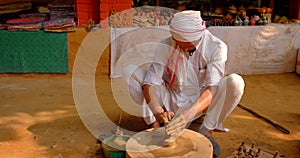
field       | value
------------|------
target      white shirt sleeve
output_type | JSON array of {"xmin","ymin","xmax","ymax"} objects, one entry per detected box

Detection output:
[
  {"xmin": 144, "ymin": 63, "xmax": 164, "ymax": 86},
  {"xmin": 144, "ymin": 38, "xmax": 173, "ymax": 86}
]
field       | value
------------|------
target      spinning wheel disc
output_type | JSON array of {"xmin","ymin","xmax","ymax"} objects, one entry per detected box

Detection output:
[{"xmin": 126, "ymin": 127, "xmax": 213, "ymax": 158}]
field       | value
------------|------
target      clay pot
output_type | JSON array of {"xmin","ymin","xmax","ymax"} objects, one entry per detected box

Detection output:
[
  {"xmin": 244, "ymin": 17, "xmax": 249, "ymax": 26},
  {"xmin": 234, "ymin": 18, "xmax": 240, "ymax": 26},
  {"xmin": 257, "ymin": 18, "xmax": 263, "ymax": 25},
  {"xmin": 262, "ymin": 17, "xmax": 268, "ymax": 25},
  {"xmin": 266, "ymin": 8, "xmax": 272, "ymax": 13},
  {"xmin": 249, "ymin": 18, "xmax": 256, "ymax": 26},
  {"xmin": 224, "ymin": 13, "xmax": 233, "ymax": 22},
  {"xmin": 228, "ymin": 5, "xmax": 237, "ymax": 14},
  {"xmin": 228, "ymin": 5, "xmax": 237, "ymax": 11},
  {"xmin": 215, "ymin": 7, "xmax": 223, "ymax": 15},
  {"xmin": 253, "ymin": 15, "xmax": 260, "ymax": 21},
  {"xmin": 260, "ymin": 8, "xmax": 266, "ymax": 14},
  {"xmin": 241, "ymin": 11, "xmax": 247, "ymax": 17},
  {"xmin": 238, "ymin": 5, "xmax": 246, "ymax": 12}
]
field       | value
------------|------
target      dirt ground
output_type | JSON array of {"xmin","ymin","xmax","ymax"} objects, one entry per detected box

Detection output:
[{"xmin": 0, "ymin": 29, "xmax": 299, "ymax": 158}]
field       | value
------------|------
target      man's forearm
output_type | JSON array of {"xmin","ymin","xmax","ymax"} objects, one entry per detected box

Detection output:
[
  {"xmin": 184, "ymin": 86, "xmax": 216, "ymax": 121},
  {"xmin": 142, "ymin": 84, "xmax": 164, "ymax": 114}
]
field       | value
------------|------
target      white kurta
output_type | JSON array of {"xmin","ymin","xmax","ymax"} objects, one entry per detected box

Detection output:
[
  {"xmin": 127, "ymin": 30, "xmax": 245, "ymax": 131},
  {"xmin": 143, "ymin": 30, "xmax": 226, "ymax": 119}
]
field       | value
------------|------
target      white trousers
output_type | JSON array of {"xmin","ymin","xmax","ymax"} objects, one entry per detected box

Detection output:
[
  {"xmin": 124, "ymin": 66, "xmax": 245, "ymax": 131},
  {"xmin": 202, "ymin": 73, "xmax": 245, "ymax": 131}
]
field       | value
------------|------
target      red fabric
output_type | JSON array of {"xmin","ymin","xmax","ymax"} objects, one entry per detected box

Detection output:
[
  {"xmin": 6, "ymin": 18, "xmax": 44, "ymax": 24},
  {"xmin": 112, "ymin": 3, "xmax": 132, "ymax": 12},
  {"xmin": 167, "ymin": 44, "xmax": 182, "ymax": 89}
]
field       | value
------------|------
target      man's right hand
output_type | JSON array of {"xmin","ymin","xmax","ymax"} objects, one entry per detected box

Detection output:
[{"xmin": 153, "ymin": 111, "xmax": 175, "ymax": 127}]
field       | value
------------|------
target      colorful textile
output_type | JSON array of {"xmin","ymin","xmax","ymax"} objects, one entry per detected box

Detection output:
[
  {"xmin": 47, "ymin": 4, "xmax": 75, "ymax": 19},
  {"xmin": 44, "ymin": 27, "xmax": 76, "ymax": 32},
  {"xmin": 6, "ymin": 18, "xmax": 45, "ymax": 24},
  {"xmin": 43, "ymin": 18, "xmax": 76, "ymax": 32},
  {"xmin": 19, "ymin": 13, "xmax": 48, "ymax": 19},
  {"xmin": 43, "ymin": 18, "xmax": 74, "ymax": 27},
  {"xmin": 6, "ymin": 14, "xmax": 47, "ymax": 32},
  {"xmin": 7, "ymin": 23, "xmax": 42, "ymax": 31}
]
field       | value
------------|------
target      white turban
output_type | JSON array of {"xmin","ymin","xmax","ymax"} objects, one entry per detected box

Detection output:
[{"xmin": 170, "ymin": 10, "xmax": 206, "ymax": 42}]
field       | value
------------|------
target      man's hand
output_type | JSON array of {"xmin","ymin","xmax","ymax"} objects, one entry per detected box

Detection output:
[
  {"xmin": 165, "ymin": 113, "xmax": 187, "ymax": 136},
  {"xmin": 154, "ymin": 111, "xmax": 175, "ymax": 125}
]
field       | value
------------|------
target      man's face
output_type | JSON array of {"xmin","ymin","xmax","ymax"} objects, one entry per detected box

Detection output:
[{"xmin": 173, "ymin": 38, "xmax": 200, "ymax": 53}]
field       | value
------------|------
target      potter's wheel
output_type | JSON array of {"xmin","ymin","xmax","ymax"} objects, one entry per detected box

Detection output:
[{"xmin": 126, "ymin": 127, "xmax": 213, "ymax": 158}]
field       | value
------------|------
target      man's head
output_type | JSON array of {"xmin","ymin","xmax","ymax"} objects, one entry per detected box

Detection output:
[{"xmin": 170, "ymin": 11, "xmax": 206, "ymax": 52}]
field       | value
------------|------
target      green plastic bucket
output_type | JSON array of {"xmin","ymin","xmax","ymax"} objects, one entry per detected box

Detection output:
[{"xmin": 102, "ymin": 135, "xmax": 130, "ymax": 158}]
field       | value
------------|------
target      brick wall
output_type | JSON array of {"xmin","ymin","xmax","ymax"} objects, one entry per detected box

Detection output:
[
  {"xmin": 76, "ymin": 0, "xmax": 99, "ymax": 26},
  {"xmin": 99, "ymin": 0, "xmax": 132, "ymax": 27},
  {"xmin": 75, "ymin": 0, "xmax": 132, "ymax": 27}
]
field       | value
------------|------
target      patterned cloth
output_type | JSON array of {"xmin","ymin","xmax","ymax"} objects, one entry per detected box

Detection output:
[
  {"xmin": 0, "ymin": 30, "xmax": 68, "ymax": 73},
  {"xmin": 6, "ymin": 18, "xmax": 45, "ymax": 24},
  {"xmin": 43, "ymin": 18, "xmax": 76, "ymax": 32},
  {"xmin": 6, "ymin": 14, "xmax": 47, "ymax": 31},
  {"xmin": 47, "ymin": 4, "xmax": 75, "ymax": 19},
  {"xmin": 8, "ymin": 23, "xmax": 42, "ymax": 31}
]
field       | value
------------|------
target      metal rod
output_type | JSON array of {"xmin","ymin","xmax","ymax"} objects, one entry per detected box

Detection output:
[{"xmin": 238, "ymin": 104, "xmax": 291, "ymax": 134}]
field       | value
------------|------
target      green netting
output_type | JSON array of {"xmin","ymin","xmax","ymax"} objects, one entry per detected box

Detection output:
[{"xmin": 0, "ymin": 30, "xmax": 68, "ymax": 73}]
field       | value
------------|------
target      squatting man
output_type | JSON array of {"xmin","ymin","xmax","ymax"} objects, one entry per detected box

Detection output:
[{"xmin": 126, "ymin": 10, "xmax": 245, "ymax": 157}]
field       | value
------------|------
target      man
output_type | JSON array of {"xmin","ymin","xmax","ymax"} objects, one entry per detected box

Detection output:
[{"xmin": 141, "ymin": 10, "xmax": 245, "ymax": 157}]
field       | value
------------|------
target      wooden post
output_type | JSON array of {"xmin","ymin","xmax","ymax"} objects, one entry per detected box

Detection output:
[
  {"xmin": 155, "ymin": 0, "xmax": 159, "ymax": 6},
  {"xmin": 289, "ymin": 0, "xmax": 300, "ymax": 20}
]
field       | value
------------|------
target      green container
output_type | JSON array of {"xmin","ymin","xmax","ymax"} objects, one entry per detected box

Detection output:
[{"xmin": 102, "ymin": 135, "xmax": 130, "ymax": 158}]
